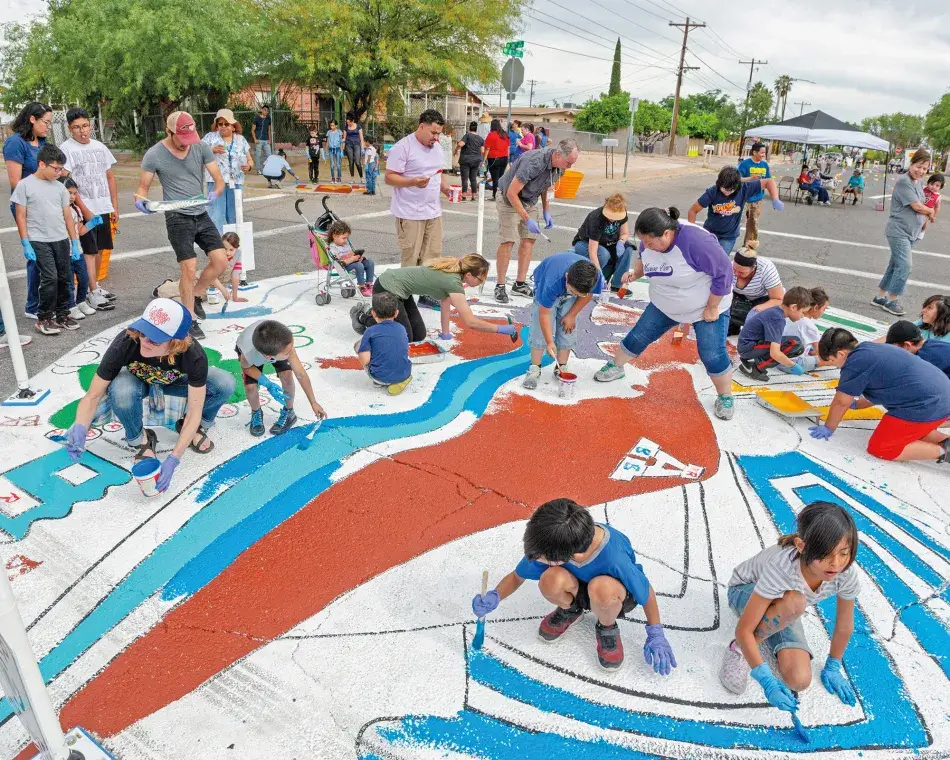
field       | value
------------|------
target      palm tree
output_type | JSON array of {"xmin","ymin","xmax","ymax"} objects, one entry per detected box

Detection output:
[{"xmin": 773, "ymin": 75, "xmax": 793, "ymax": 121}]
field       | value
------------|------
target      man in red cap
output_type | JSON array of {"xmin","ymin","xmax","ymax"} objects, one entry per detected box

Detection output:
[{"xmin": 134, "ymin": 111, "xmax": 226, "ymax": 340}]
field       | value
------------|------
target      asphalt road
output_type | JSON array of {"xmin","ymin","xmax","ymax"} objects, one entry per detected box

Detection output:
[{"xmin": 1, "ymin": 163, "xmax": 946, "ymax": 397}]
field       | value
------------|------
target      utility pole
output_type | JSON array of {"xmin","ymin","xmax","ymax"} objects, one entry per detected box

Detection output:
[
  {"xmin": 794, "ymin": 100, "xmax": 811, "ymax": 116},
  {"xmin": 668, "ymin": 17, "xmax": 705, "ymax": 156},
  {"xmin": 738, "ymin": 58, "xmax": 767, "ymax": 136},
  {"xmin": 527, "ymin": 79, "xmax": 540, "ymax": 107}
]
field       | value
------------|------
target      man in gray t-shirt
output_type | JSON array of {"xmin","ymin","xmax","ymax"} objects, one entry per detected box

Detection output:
[
  {"xmin": 134, "ymin": 111, "xmax": 227, "ymax": 340},
  {"xmin": 492, "ymin": 139, "xmax": 579, "ymax": 303}
]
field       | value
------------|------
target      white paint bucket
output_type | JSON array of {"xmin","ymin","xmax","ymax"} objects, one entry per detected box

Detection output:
[
  {"xmin": 598, "ymin": 291, "xmax": 611, "ymax": 306},
  {"xmin": 131, "ymin": 458, "xmax": 161, "ymax": 498},
  {"xmin": 448, "ymin": 186, "xmax": 462, "ymax": 203},
  {"xmin": 557, "ymin": 370, "xmax": 577, "ymax": 399}
]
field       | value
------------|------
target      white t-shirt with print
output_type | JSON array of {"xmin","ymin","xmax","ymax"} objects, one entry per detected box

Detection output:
[
  {"xmin": 729, "ymin": 544, "xmax": 860, "ymax": 606},
  {"xmin": 784, "ymin": 316, "xmax": 821, "ymax": 349},
  {"xmin": 59, "ymin": 137, "xmax": 117, "ymax": 215}
]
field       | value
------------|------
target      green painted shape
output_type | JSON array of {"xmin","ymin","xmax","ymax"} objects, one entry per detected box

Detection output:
[{"xmin": 820, "ymin": 312, "xmax": 882, "ymax": 333}]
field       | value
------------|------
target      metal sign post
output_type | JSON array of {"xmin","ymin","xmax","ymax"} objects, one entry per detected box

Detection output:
[
  {"xmin": 602, "ymin": 138, "xmax": 619, "ymax": 179},
  {"xmin": 623, "ymin": 97, "xmax": 639, "ymax": 179},
  {"xmin": 501, "ymin": 56, "xmax": 525, "ymax": 133},
  {"xmin": 0, "ymin": 239, "xmax": 49, "ymax": 407}
]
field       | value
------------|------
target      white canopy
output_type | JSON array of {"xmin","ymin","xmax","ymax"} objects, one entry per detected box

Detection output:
[{"xmin": 746, "ymin": 110, "xmax": 890, "ymax": 152}]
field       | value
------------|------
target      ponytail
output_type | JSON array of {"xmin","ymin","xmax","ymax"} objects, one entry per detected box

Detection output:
[
  {"xmin": 817, "ymin": 327, "xmax": 858, "ymax": 361},
  {"xmin": 428, "ymin": 253, "xmax": 489, "ymax": 279},
  {"xmin": 634, "ymin": 207, "xmax": 680, "ymax": 238}
]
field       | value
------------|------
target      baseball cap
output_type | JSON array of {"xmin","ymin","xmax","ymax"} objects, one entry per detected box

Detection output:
[
  {"xmin": 885, "ymin": 319, "xmax": 923, "ymax": 345},
  {"xmin": 165, "ymin": 111, "xmax": 199, "ymax": 145},
  {"xmin": 130, "ymin": 298, "xmax": 193, "ymax": 343},
  {"xmin": 215, "ymin": 108, "xmax": 237, "ymax": 125}
]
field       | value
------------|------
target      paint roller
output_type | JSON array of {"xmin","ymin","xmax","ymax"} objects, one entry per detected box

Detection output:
[{"xmin": 472, "ymin": 570, "xmax": 489, "ymax": 650}]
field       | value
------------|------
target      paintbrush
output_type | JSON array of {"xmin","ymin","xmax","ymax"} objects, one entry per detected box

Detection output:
[
  {"xmin": 298, "ymin": 416, "xmax": 325, "ymax": 450},
  {"xmin": 221, "ymin": 299, "xmax": 229, "ymax": 314},
  {"xmin": 791, "ymin": 712, "xmax": 810, "ymax": 743},
  {"xmin": 506, "ymin": 315, "xmax": 519, "ymax": 343},
  {"xmin": 472, "ymin": 570, "xmax": 489, "ymax": 650}
]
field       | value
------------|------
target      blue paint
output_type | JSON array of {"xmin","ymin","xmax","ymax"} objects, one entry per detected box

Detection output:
[
  {"xmin": 131, "ymin": 458, "xmax": 160, "ymax": 478},
  {"xmin": 472, "ymin": 618, "xmax": 486, "ymax": 650},
  {"xmin": 791, "ymin": 712, "xmax": 811, "ymax": 743},
  {"xmin": 0, "ymin": 450, "xmax": 131, "ymax": 539},
  {"xmin": 205, "ymin": 280, "xmax": 313, "ymax": 320},
  {"xmin": 0, "ymin": 333, "xmax": 530, "ymax": 721}
]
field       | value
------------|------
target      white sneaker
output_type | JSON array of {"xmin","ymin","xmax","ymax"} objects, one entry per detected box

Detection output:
[
  {"xmin": 68, "ymin": 305, "xmax": 86, "ymax": 320},
  {"xmin": 522, "ymin": 364, "xmax": 542, "ymax": 390},
  {"xmin": 719, "ymin": 640, "xmax": 750, "ymax": 694},
  {"xmin": 87, "ymin": 292, "xmax": 114, "ymax": 311},
  {"xmin": 24, "ymin": 311, "xmax": 37, "ymax": 320},
  {"xmin": 78, "ymin": 301, "xmax": 97, "ymax": 316},
  {"xmin": 94, "ymin": 287, "xmax": 116, "ymax": 301},
  {"xmin": 0, "ymin": 332, "xmax": 32, "ymax": 349}
]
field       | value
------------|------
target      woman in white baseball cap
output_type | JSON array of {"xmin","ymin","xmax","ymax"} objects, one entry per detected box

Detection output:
[
  {"xmin": 202, "ymin": 108, "xmax": 253, "ymax": 233},
  {"xmin": 62, "ymin": 298, "xmax": 235, "ymax": 493}
]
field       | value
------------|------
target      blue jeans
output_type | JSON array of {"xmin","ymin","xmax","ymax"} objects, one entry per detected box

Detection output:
[
  {"xmin": 802, "ymin": 181, "xmax": 829, "ymax": 203},
  {"xmin": 879, "ymin": 236, "xmax": 913, "ymax": 297},
  {"xmin": 529, "ymin": 295, "xmax": 579, "ymax": 351},
  {"xmin": 365, "ymin": 163, "xmax": 378, "ymax": 193},
  {"xmin": 619, "ymin": 302, "xmax": 731, "ymax": 377},
  {"xmin": 345, "ymin": 257, "xmax": 376, "ymax": 285},
  {"xmin": 716, "ymin": 234, "xmax": 739, "ymax": 254},
  {"xmin": 254, "ymin": 140, "xmax": 272, "ymax": 170},
  {"xmin": 207, "ymin": 182, "xmax": 240, "ymax": 233},
  {"xmin": 328, "ymin": 147, "xmax": 343, "ymax": 179},
  {"xmin": 728, "ymin": 583, "xmax": 812, "ymax": 656},
  {"xmin": 68, "ymin": 255, "xmax": 89, "ymax": 308},
  {"xmin": 571, "ymin": 241, "xmax": 632, "ymax": 289},
  {"xmin": 107, "ymin": 367, "xmax": 235, "ymax": 444},
  {"xmin": 25, "ymin": 259, "xmax": 39, "ymax": 316}
]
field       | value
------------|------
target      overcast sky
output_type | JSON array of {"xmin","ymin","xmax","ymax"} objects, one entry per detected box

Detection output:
[{"xmin": 2, "ymin": 0, "xmax": 948, "ymax": 124}]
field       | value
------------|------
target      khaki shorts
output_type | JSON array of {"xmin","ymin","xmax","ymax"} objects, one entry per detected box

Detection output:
[
  {"xmin": 395, "ymin": 217, "xmax": 444, "ymax": 267},
  {"xmin": 497, "ymin": 198, "xmax": 538, "ymax": 245}
]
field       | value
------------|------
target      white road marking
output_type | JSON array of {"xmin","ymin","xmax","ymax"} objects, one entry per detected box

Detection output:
[{"xmin": 767, "ymin": 256, "xmax": 950, "ymax": 290}]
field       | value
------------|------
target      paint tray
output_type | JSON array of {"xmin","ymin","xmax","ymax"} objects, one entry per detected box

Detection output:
[
  {"xmin": 408, "ymin": 339, "xmax": 446, "ymax": 364},
  {"xmin": 755, "ymin": 390, "xmax": 821, "ymax": 418}
]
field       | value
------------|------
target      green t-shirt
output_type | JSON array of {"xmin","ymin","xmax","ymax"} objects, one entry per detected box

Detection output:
[{"xmin": 378, "ymin": 266, "xmax": 465, "ymax": 301}]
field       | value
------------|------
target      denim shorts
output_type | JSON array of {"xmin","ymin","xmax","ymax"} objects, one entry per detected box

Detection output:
[
  {"xmin": 727, "ymin": 583, "xmax": 812, "ymax": 657},
  {"xmin": 165, "ymin": 210, "xmax": 224, "ymax": 262},
  {"xmin": 529, "ymin": 295, "xmax": 579, "ymax": 351}
]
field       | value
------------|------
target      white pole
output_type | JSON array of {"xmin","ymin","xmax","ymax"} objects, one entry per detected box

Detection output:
[
  {"xmin": 233, "ymin": 180, "xmax": 244, "ymax": 226},
  {"xmin": 477, "ymin": 181, "xmax": 486, "ymax": 296},
  {"xmin": 0, "ymin": 239, "xmax": 33, "ymax": 395}
]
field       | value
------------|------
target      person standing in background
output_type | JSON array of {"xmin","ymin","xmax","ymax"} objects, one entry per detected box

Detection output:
[
  {"xmin": 326, "ymin": 120, "xmax": 344, "ymax": 183},
  {"xmin": 343, "ymin": 113, "xmax": 365, "ymax": 180},
  {"xmin": 509, "ymin": 120, "xmax": 524, "ymax": 164},
  {"xmin": 476, "ymin": 112, "xmax": 492, "ymax": 140},
  {"xmin": 200, "ymin": 108, "xmax": 252, "ymax": 233},
  {"xmin": 483, "ymin": 119, "xmax": 510, "ymax": 201},
  {"xmin": 737, "ymin": 142, "xmax": 771, "ymax": 245},
  {"xmin": 454, "ymin": 121, "xmax": 485, "ymax": 201},
  {"xmin": 251, "ymin": 105, "xmax": 272, "ymax": 171},
  {"xmin": 517, "ymin": 123, "xmax": 536, "ymax": 154}
]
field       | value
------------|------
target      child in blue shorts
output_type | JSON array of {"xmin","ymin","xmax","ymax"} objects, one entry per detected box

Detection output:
[
  {"xmin": 472, "ymin": 498, "xmax": 677, "ymax": 673},
  {"xmin": 522, "ymin": 252, "xmax": 603, "ymax": 390}
]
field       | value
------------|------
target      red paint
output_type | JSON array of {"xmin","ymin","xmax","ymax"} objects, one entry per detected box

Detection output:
[
  {"xmin": 594, "ymin": 303, "xmax": 641, "ymax": 326},
  {"xmin": 59, "ymin": 368, "xmax": 718, "ymax": 736},
  {"xmin": 450, "ymin": 317, "xmax": 520, "ymax": 360},
  {"xmin": 601, "ymin": 333, "xmax": 701, "ymax": 370},
  {"xmin": 409, "ymin": 341, "xmax": 442, "ymax": 357},
  {"xmin": 317, "ymin": 356, "xmax": 362, "ymax": 371},
  {"xmin": 6, "ymin": 554, "xmax": 41, "ymax": 579},
  {"xmin": 0, "ymin": 493, "xmax": 20, "ymax": 504}
]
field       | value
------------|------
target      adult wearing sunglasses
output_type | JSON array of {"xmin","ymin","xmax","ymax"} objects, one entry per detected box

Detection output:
[{"xmin": 201, "ymin": 108, "xmax": 253, "ymax": 233}]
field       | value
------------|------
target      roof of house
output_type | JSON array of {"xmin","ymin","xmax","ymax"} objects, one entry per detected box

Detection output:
[{"xmin": 494, "ymin": 107, "xmax": 580, "ymax": 117}]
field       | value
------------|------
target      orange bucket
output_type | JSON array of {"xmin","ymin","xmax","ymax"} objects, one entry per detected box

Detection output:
[{"xmin": 554, "ymin": 169, "xmax": 584, "ymax": 199}]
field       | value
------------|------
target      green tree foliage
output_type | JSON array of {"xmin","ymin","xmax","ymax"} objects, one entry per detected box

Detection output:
[
  {"xmin": 609, "ymin": 38, "xmax": 622, "ymax": 97},
  {"xmin": 745, "ymin": 81, "xmax": 773, "ymax": 129},
  {"xmin": 773, "ymin": 75, "xmax": 792, "ymax": 120},
  {"xmin": 575, "ymin": 92, "xmax": 631, "ymax": 134},
  {"xmin": 269, "ymin": 0, "xmax": 519, "ymax": 120},
  {"xmin": 924, "ymin": 94, "xmax": 950, "ymax": 154},
  {"xmin": 861, "ymin": 112, "xmax": 925, "ymax": 150}
]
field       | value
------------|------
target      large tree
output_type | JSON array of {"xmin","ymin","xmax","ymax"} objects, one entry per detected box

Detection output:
[
  {"xmin": 925, "ymin": 94, "xmax": 950, "ymax": 154},
  {"xmin": 575, "ymin": 92, "xmax": 631, "ymax": 134},
  {"xmin": 745, "ymin": 81, "xmax": 773, "ymax": 130},
  {"xmin": 269, "ymin": 0, "xmax": 520, "ymax": 120},
  {"xmin": 861, "ymin": 112, "xmax": 924, "ymax": 150},
  {"xmin": 773, "ymin": 75, "xmax": 792, "ymax": 120},
  {"xmin": 609, "ymin": 38, "xmax": 621, "ymax": 97}
]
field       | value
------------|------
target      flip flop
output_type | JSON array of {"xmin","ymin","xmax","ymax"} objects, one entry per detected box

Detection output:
[
  {"xmin": 175, "ymin": 418, "xmax": 215, "ymax": 454},
  {"xmin": 133, "ymin": 428, "xmax": 158, "ymax": 463}
]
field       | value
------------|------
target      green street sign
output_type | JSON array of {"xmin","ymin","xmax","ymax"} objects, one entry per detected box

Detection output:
[{"xmin": 502, "ymin": 40, "xmax": 525, "ymax": 58}]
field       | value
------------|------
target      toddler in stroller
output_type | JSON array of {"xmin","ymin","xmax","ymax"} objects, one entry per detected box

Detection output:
[{"xmin": 327, "ymin": 220, "xmax": 376, "ymax": 297}]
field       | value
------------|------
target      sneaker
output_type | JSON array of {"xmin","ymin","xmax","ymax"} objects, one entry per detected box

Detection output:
[
  {"xmin": 78, "ymin": 301, "xmax": 97, "ymax": 316},
  {"xmin": 881, "ymin": 299, "xmax": 906, "ymax": 316},
  {"xmin": 189, "ymin": 322, "xmax": 206, "ymax": 340},
  {"xmin": 359, "ymin": 283, "xmax": 373, "ymax": 297},
  {"xmin": 87, "ymin": 292, "xmax": 114, "ymax": 311},
  {"xmin": 522, "ymin": 364, "xmax": 541, "ymax": 390},
  {"xmin": 417, "ymin": 294, "xmax": 441, "ymax": 310},
  {"xmin": 35, "ymin": 318, "xmax": 61, "ymax": 335},
  {"xmin": 594, "ymin": 361, "xmax": 625, "ymax": 382},
  {"xmin": 68, "ymin": 305, "xmax": 86, "ymax": 321},
  {"xmin": 871, "ymin": 296, "xmax": 888, "ymax": 308},
  {"xmin": 249, "ymin": 409, "xmax": 265, "ymax": 437},
  {"xmin": 511, "ymin": 281, "xmax": 534, "ymax": 298},
  {"xmin": 538, "ymin": 603, "xmax": 584, "ymax": 642},
  {"xmin": 270, "ymin": 407, "xmax": 297, "ymax": 435},
  {"xmin": 193, "ymin": 296, "xmax": 206, "ymax": 321},
  {"xmin": 0, "ymin": 332, "xmax": 32, "ymax": 349},
  {"xmin": 56, "ymin": 315, "xmax": 81, "ymax": 331},
  {"xmin": 387, "ymin": 377, "xmax": 412, "ymax": 396},
  {"xmin": 738, "ymin": 358, "xmax": 769, "ymax": 382},
  {"xmin": 594, "ymin": 621, "xmax": 625, "ymax": 670},
  {"xmin": 24, "ymin": 311, "xmax": 37, "ymax": 320},
  {"xmin": 494, "ymin": 284, "xmax": 509, "ymax": 304},
  {"xmin": 939, "ymin": 439, "xmax": 950, "ymax": 464},
  {"xmin": 804, "ymin": 195, "xmax": 814, "ymax": 206},
  {"xmin": 95, "ymin": 287, "xmax": 116, "ymax": 302},
  {"xmin": 719, "ymin": 640, "xmax": 750, "ymax": 694},
  {"xmin": 350, "ymin": 302, "xmax": 369, "ymax": 334},
  {"xmin": 714, "ymin": 394, "xmax": 735, "ymax": 420}
]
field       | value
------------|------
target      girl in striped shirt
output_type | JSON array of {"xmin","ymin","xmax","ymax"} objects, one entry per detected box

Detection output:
[
  {"xmin": 720, "ymin": 501, "xmax": 860, "ymax": 715},
  {"xmin": 728, "ymin": 240, "xmax": 785, "ymax": 335}
]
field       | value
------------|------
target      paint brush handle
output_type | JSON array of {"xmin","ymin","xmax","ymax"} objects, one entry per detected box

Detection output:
[{"xmin": 478, "ymin": 570, "xmax": 488, "ymax": 619}]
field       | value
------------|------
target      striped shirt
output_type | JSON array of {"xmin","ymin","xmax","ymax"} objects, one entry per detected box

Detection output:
[
  {"xmin": 733, "ymin": 257, "xmax": 782, "ymax": 299},
  {"xmin": 729, "ymin": 545, "xmax": 860, "ymax": 605}
]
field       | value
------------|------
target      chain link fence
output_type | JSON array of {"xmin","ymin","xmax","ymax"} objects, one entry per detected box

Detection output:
[{"xmin": 141, "ymin": 110, "xmax": 316, "ymax": 156}]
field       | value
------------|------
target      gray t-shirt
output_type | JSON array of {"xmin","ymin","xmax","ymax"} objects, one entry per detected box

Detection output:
[
  {"xmin": 729, "ymin": 544, "xmax": 860, "ymax": 606},
  {"xmin": 10, "ymin": 174, "xmax": 69, "ymax": 242},
  {"xmin": 885, "ymin": 173, "xmax": 925, "ymax": 242},
  {"xmin": 141, "ymin": 141, "xmax": 215, "ymax": 216},
  {"xmin": 497, "ymin": 147, "xmax": 561, "ymax": 207},
  {"xmin": 236, "ymin": 320, "xmax": 269, "ymax": 367}
]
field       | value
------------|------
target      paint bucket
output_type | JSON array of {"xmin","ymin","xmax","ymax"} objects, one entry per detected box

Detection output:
[
  {"xmin": 557, "ymin": 370, "xmax": 577, "ymax": 399},
  {"xmin": 131, "ymin": 458, "xmax": 161, "ymax": 498},
  {"xmin": 448, "ymin": 186, "xmax": 462, "ymax": 203},
  {"xmin": 207, "ymin": 288, "xmax": 220, "ymax": 304},
  {"xmin": 598, "ymin": 291, "xmax": 611, "ymax": 306},
  {"xmin": 875, "ymin": 202, "xmax": 885, "ymax": 212}
]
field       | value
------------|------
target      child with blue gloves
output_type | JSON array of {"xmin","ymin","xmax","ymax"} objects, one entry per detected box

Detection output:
[
  {"xmin": 235, "ymin": 319, "xmax": 326, "ymax": 436},
  {"xmin": 11, "ymin": 144, "xmax": 84, "ymax": 336},
  {"xmin": 522, "ymin": 253, "xmax": 603, "ymax": 390},
  {"xmin": 737, "ymin": 287, "xmax": 813, "ymax": 382},
  {"xmin": 472, "ymin": 498, "xmax": 677, "ymax": 674},
  {"xmin": 721, "ymin": 501, "xmax": 861, "ymax": 714}
]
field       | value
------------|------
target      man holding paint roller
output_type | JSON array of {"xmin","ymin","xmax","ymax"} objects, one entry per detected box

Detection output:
[{"xmin": 493, "ymin": 138, "xmax": 580, "ymax": 304}]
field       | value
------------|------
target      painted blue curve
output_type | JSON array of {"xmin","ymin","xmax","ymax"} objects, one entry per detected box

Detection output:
[
  {"xmin": 0, "ymin": 334, "xmax": 530, "ymax": 723},
  {"xmin": 205, "ymin": 278, "xmax": 314, "ymax": 320}
]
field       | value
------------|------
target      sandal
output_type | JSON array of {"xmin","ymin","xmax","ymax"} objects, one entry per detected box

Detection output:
[
  {"xmin": 175, "ymin": 418, "xmax": 215, "ymax": 454},
  {"xmin": 133, "ymin": 428, "xmax": 158, "ymax": 463}
]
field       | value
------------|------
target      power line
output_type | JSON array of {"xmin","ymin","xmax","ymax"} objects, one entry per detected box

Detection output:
[
  {"xmin": 544, "ymin": 0, "xmax": 677, "ymax": 61},
  {"xmin": 686, "ymin": 50, "xmax": 745, "ymax": 92},
  {"xmin": 616, "ymin": 0, "xmax": 677, "ymax": 22},
  {"xmin": 524, "ymin": 10, "xmax": 671, "ymax": 66},
  {"xmin": 522, "ymin": 39, "xmax": 641, "ymax": 63},
  {"xmin": 537, "ymin": 68, "xmax": 676, "ymax": 103},
  {"xmin": 698, "ymin": 26, "xmax": 746, "ymax": 60}
]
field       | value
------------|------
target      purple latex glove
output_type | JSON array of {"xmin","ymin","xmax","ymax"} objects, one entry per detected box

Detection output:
[
  {"xmin": 472, "ymin": 590, "xmax": 499, "ymax": 617},
  {"xmin": 849, "ymin": 399, "xmax": 859, "ymax": 409},
  {"xmin": 772, "ymin": 198, "xmax": 785, "ymax": 211},
  {"xmin": 809, "ymin": 424, "xmax": 834, "ymax": 440},
  {"xmin": 156, "ymin": 455, "xmax": 180, "ymax": 492},
  {"xmin": 207, "ymin": 189, "xmax": 220, "ymax": 204},
  {"xmin": 134, "ymin": 199, "xmax": 156, "ymax": 214},
  {"xmin": 616, "ymin": 241, "xmax": 625, "ymax": 259},
  {"xmin": 66, "ymin": 423, "xmax": 87, "ymax": 463},
  {"xmin": 497, "ymin": 324, "xmax": 518, "ymax": 337},
  {"xmin": 643, "ymin": 624, "xmax": 677, "ymax": 676},
  {"xmin": 543, "ymin": 210, "xmax": 554, "ymax": 228},
  {"xmin": 438, "ymin": 332, "xmax": 453, "ymax": 340},
  {"xmin": 525, "ymin": 217, "xmax": 540, "ymax": 235}
]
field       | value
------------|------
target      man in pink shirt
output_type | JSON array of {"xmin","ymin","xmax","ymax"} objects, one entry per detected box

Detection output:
[{"xmin": 385, "ymin": 110, "xmax": 451, "ymax": 277}]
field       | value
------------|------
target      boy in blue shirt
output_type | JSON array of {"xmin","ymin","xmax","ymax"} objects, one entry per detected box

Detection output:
[
  {"xmin": 840, "ymin": 169, "xmax": 865, "ymax": 205},
  {"xmin": 687, "ymin": 165, "xmax": 782, "ymax": 254},
  {"xmin": 471, "ymin": 498, "xmax": 677, "ymax": 672},
  {"xmin": 522, "ymin": 253, "xmax": 603, "ymax": 390},
  {"xmin": 738, "ymin": 287, "xmax": 812, "ymax": 381},
  {"xmin": 737, "ymin": 142, "xmax": 772, "ymax": 244},
  {"xmin": 358, "ymin": 291, "xmax": 412, "ymax": 395},
  {"xmin": 886, "ymin": 320, "xmax": 950, "ymax": 379}
]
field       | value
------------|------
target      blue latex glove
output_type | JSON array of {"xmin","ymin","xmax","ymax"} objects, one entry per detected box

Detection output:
[
  {"xmin": 772, "ymin": 198, "xmax": 785, "ymax": 211},
  {"xmin": 438, "ymin": 332, "xmax": 453, "ymax": 341},
  {"xmin": 134, "ymin": 199, "xmax": 155, "ymax": 214},
  {"xmin": 207, "ymin": 189, "xmax": 220, "ymax": 204},
  {"xmin": 525, "ymin": 217, "xmax": 540, "ymax": 235},
  {"xmin": 789, "ymin": 363, "xmax": 805, "ymax": 376},
  {"xmin": 65, "ymin": 423, "xmax": 87, "ymax": 463},
  {"xmin": 259, "ymin": 375, "xmax": 288, "ymax": 405},
  {"xmin": 156, "ymin": 455, "xmax": 180, "ymax": 492},
  {"xmin": 821, "ymin": 658, "xmax": 856, "ymax": 706},
  {"xmin": 84, "ymin": 215, "xmax": 103, "ymax": 232},
  {"xmin": 643, "ymin": 624, "xmax": 677, "ymax": 676},
  {"xmin": 472, "ymin": 590, "xmax": 499, "ymax": 617},
  {"xmin": 543, "ymin": 210, "xmax": 554, "ymax": 229},
  {"xmin": 751, "ymin": 663, "xmax": 798, "ymax": 712},
  {"xmin": 849, "ymin": 399, "xmax": 859, "ymax": 409},
  {"xmin": 70, "ymin": 239, "xmax": 82, "ymax": 261},
  {"xmin": 809, "ymin": 424, "xmax": 834, "ymax": 440},
  {"xmin": 616, "ymin": 241, "xmax": 625, "ymax": 259},
  {"xmin": 497, "ymin": 324, "xmax": 518, "ymax": 337},
  {"xmin": 21, "ymin": 239, "xmax": 36, "ymax": 262}
]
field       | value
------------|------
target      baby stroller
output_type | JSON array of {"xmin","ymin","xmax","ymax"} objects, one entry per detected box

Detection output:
[{"xmin": 295, "ymin": 196, "xmax": 369, "ymax": 306}]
